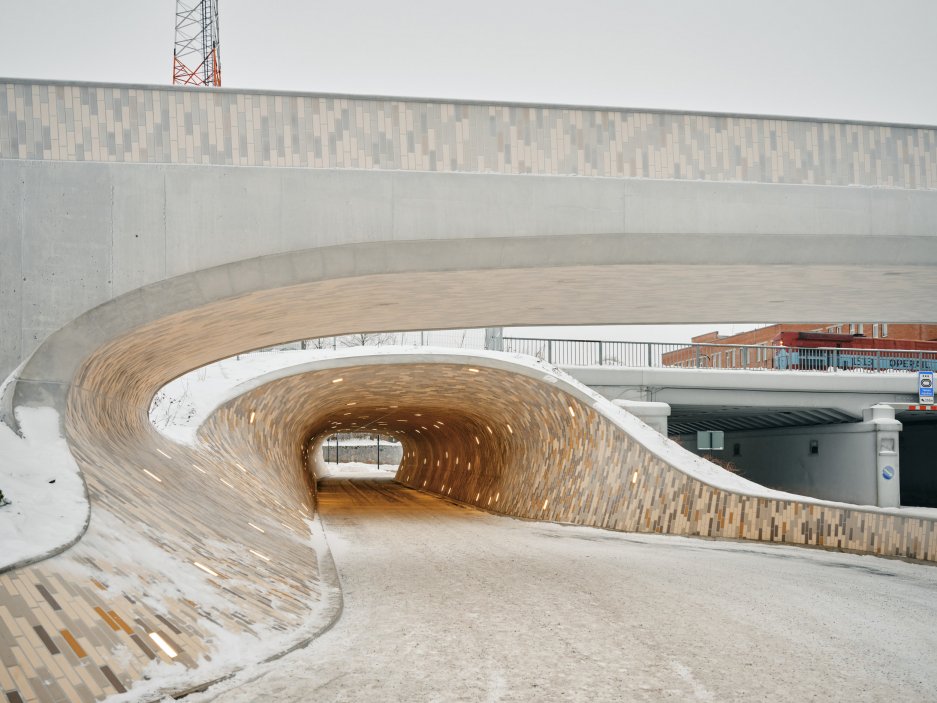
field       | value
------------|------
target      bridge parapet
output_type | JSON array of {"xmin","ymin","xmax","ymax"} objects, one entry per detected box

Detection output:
[{"xmin": 2, "ymin": 78, "xmax": 935, "ymax": 189}]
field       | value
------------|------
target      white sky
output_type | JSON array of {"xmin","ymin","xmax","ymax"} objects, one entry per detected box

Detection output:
[{"xmin": 1, "ymin": 0, "xmax": 933, "ymax": 343}]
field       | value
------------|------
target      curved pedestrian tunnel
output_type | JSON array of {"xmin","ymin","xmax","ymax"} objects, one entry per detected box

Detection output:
[{"xmin": 4, "ymin": 349, "xmax": 937, "ymax": 701}]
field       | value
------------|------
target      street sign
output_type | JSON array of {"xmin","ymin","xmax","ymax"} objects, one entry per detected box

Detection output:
[{"xmin": 920, "ymin": 371, "xmax": 935, "ymax": 406}]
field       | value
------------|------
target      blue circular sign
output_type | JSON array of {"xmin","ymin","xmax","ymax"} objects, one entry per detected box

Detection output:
[{"xmin": 882, "ymin": 465, "xmax": 895, "ymax": 480}]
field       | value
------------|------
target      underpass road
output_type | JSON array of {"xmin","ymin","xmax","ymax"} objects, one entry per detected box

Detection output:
[{"xmin": 196, "ymin": 474, "xmax": 937, "ymax": 702}]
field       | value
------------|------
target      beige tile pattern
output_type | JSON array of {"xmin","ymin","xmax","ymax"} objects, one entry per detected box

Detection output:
[
  {"xmin": 198, "ymin": 358, "xmax": 937, "ymax": 566},
  {"xmin": 0, "ymin": 391, "xmax": 340, "ymax": 702},
  {"xmin": 1, "ymin": 80, "xmax": 935, "ymax": 189}
]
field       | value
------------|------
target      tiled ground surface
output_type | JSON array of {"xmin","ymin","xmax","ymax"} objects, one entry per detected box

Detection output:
[{"xmin": 2, "ymin": 79, "xmax": 935, "ymax": 188}]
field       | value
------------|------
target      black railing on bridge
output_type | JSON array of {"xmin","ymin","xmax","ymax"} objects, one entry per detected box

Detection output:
[{"xmin": 501, "ymin": 337, "xmax": 937, "ymax": 373}]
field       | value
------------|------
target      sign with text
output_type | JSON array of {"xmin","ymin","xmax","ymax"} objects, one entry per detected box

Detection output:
[{"xmin": 920, "ymin": 371, "xmax": 935, "ymax": 405}]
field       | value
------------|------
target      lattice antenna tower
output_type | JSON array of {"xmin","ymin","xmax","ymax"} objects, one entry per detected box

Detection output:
[{"xmin": 172, "ymin": 1, "xmax": 222, "ymax": 86}]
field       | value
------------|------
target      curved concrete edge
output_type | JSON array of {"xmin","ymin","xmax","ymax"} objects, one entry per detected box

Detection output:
[{"xmin": 8, "ymin": 226, "xmax": 937, "ymax": 423}]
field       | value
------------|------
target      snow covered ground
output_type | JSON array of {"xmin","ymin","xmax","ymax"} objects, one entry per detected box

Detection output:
[
  {"xmin": 188, "ymin": 477, "xmax": 937, "ymax": 702},
  {"xmin": 0, "ymin": 406, "xmax": 88, "ymax": 571}
]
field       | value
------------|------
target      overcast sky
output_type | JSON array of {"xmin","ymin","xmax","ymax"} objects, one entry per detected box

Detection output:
[{"xmin": 1, "ymin": 0, "xmax": 933, "ymax": 342}]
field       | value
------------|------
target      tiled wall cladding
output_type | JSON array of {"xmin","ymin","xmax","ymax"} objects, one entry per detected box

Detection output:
[
  {"xmin": 4, "ymin": 345, "xmax": 936, "ymax": 701},
  {"xmin": 191, "ymin": 359, "xmax": 937, "ymax": 570},
  {"xmin": 0, "ymin": 391, "xmax": 339, "ymax": 703},
  {"xmin": 2, "ymin": 80, "xmax": 936, "ymax": 189},
  {"xmin": 391, "ymin": 367, "xmax": 937, "ymax": 563}
]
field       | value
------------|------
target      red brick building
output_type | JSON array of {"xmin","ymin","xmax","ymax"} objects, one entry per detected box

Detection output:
[{"xmin": 663, "ymin": 323, "xmax": 937, "ymax": 369}]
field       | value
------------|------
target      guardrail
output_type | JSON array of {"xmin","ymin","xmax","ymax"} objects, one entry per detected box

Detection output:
[
  {"xmin": 250, "ymin": 333, "xmax": 937, "ymax": 373},
  {"xmin": 501, "ymin": 337, "xmax": 937, "ymax": 372}
]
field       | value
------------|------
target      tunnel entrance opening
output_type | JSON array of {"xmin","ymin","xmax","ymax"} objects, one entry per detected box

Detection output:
[{"xmin": 314, "ymin": 432, "xmax": 401, "ymax": 478}]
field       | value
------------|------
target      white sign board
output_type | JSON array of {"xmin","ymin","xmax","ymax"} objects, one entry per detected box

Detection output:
[{"xmin": 920, "ymin": 371, "xmax": 934, "ymax": 405}]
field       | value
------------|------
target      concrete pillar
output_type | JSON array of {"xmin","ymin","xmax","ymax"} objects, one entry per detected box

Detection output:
[
  {"xmin": 862, "ymin": 404, "xmax": 903, "ymax": 508},
  {"xmin": 613, "ymin": 399, "xmax": 671, "ymax": 435}
]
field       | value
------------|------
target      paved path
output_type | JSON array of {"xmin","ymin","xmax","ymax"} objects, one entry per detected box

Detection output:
[{"xmin": 196, "ymin": 474, "xmax": 937, "ymax": 702}]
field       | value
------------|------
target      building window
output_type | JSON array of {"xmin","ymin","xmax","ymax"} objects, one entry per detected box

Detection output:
[
  {"xmin": 873, "ymin": 323, "xmax": 879, "ymax": 338},
  {"xmin": 858, "ymin": 323, "xmax": 864, "ymax": 335},
  {"xmin": 882, "ymin": 323, "xmax": 888, "ymax": 338},
  {"xmin": 810, "ymin": 439, "xmax": 819, "ymax": 455},
  {"xmin": 849, "ymin": 323, "xmax": 856, "ymax": 334}
]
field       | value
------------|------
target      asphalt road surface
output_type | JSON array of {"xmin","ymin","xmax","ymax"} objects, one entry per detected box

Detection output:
[{"xmin": 194, "ymin": 473, "xmax": 937, "ymax": 702}]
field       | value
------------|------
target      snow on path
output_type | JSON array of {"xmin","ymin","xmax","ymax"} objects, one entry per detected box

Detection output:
[
  {"xmin": 189, "ymin": 478, "xmax": 937, "ymax": 703},
  {"xmin": 0, "ymin": 407, "xmax": 87, "ymax": 571}
]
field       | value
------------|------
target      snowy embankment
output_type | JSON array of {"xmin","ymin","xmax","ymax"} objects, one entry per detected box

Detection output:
[
  {"xmin": 150, "ymin": 349, "xmax": 366, "ymax": 445},
  {"xmin": 0, "ymin": 405, "xmax": 88, "ymax": 571}
]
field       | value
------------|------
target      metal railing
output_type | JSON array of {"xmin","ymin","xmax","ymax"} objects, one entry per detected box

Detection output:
[
  {"xmin": 246, "ymin": 331, "xmax": 937, "ymax": 374},
  {"xmin": 501, "ymin": 337, "xmax": 937, "ymax": 373}
]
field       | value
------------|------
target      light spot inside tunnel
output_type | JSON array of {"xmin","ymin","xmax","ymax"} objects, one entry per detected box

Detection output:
[
  {"xmin": 249, "ymin": 549, "xmax": 271, "ymax": 562},
  {"xmin": 249, "ymin": 410, "xmax": 256, "ymax": 424},
  {"xmin": 149, "ymin": 632, "xmax": 178, "ymax": 658},
  {"xmin": 248, "ymin": 522, "xmax": 265, "ymax": 533},
  {"xmin": 632, "ymin": 470, "xmax": 638, "ymax": 485},
  {"xmin": 156, "ymin": 448, "xmax": 171, "ymax": 459},
  {"xmin": 192, "ymin": 464, "xmax": 207, "ymax": 474},
  {"xmin": 142, "ymin": 469, "xmax": 162, "ymax": 483},
  {"xmin": 193, "ymin": 561, "xmax": 219, "ymax": 577},
  {"xmin": 332, "ymin": 377, "xmax": 343, "ymax": 383},
  {"xmin": 507, "ymin": 423, "xmax": 513, "ymax": 434},
  {"xmin": 346, "ymin": 402, "xmax": 357, "ymax": 406},
  {"xmin": 486, "ymin": 425, "xmax": 493, "ymax": 434},
  {"xmin": 474, "ymin": 436, "xmax": 480, "ymax": 444},
  {"xmin": 542, "ymin": 498, "xmax": 549, "ymax": 510},
  {"xmin": 568, "ymin": 406, "xmax": 576, "ymax": 418},
  {"xmin": 467, "ymin": 368, "xmax": 479, "ymax": 373}
]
